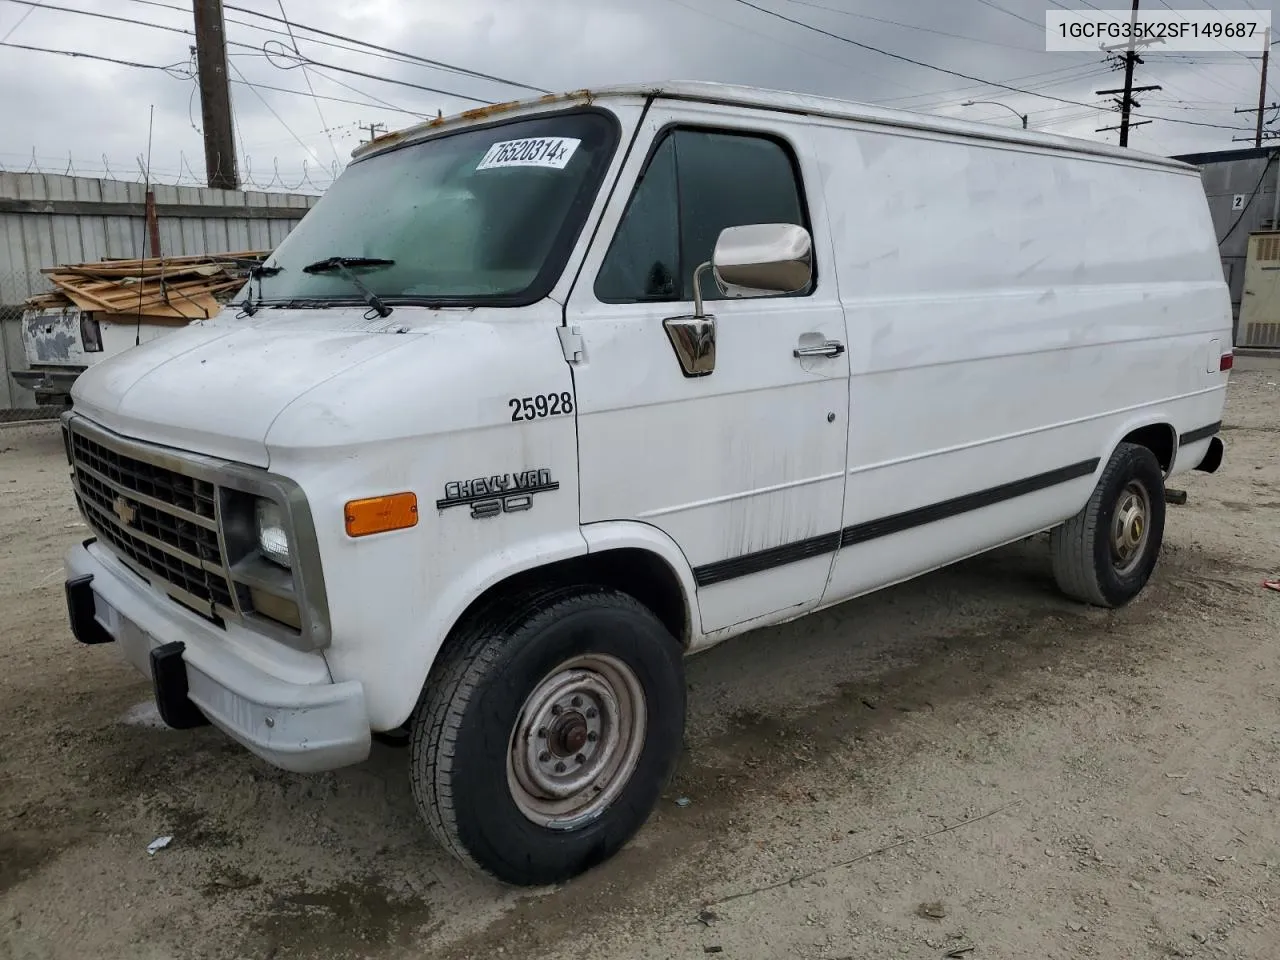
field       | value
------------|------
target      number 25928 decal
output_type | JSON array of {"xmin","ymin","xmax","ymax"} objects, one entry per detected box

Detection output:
[{"xmin": 509, "ymin": 392, "xmax": 575, "ymax": 422}]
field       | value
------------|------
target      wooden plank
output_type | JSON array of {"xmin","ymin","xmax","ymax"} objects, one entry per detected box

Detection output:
[{"xmin": 61, "ymin": 285, "xmax": 120, "ymax": 311}]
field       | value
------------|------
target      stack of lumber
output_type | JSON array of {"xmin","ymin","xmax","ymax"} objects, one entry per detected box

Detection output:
[{"xmin": 26, "ymin": 251, "xmax": 271, "ymax": 321}]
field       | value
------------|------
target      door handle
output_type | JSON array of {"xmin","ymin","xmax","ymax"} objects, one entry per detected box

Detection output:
[{"xmin": 793, "ymin": 340, "xmax": 845, "ymax": 359}]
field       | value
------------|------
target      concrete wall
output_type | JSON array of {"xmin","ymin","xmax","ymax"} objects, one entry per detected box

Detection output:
[
  {"xmin": 1, "ymin": 172, "xmax": 320, "ymax": 409},
  {"xmin": 0, "ymin": 171, "xmax": 319, "ymax": 300}
]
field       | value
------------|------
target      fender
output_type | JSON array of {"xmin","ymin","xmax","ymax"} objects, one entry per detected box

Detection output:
[
  {"xmin": 581, "ymin": 519, "xmax": 705, "ymax": 642},
  {"xmin": 1097, "ymin": 413, "xmax": 1177, "ymax": 480},
  {"xmin": 379, "ymin": 529, "xmax": 591, "ymax": 729},
  {"xmin": 382, "ymin": 522, "xmax": 700, "ymax": 728}
]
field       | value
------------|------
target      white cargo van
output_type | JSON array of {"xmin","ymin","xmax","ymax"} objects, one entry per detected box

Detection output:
[{"xmin": 59, "ymin": 82, "xmax": 1231, "ymax": 886}]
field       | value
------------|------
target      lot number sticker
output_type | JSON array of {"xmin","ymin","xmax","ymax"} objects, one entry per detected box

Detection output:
[{"xmin": 476, "ymin": 137, "xmax": 581, "ymax": 171}]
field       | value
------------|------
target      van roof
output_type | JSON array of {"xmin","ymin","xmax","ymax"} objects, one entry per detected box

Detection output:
[{"xmin": 351, "ymin": 80, "xmax": 1195, "ymax": 174}]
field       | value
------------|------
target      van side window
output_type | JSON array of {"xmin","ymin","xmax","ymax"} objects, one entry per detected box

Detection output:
[
  {"xmin": 596, "ymin": 128, "xmax": 810, "ymax": 304},
  {"xmin": 595, "ymin": 135, "xmax": 679, "ymax": 301}
]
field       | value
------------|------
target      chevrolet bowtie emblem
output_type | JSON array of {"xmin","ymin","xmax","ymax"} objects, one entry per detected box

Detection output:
[{"xmin": 113, "ymin": 495, "xmax": 137, "ymax": 527}]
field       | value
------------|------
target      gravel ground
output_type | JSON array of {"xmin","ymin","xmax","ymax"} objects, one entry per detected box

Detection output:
[{"xmin": 2, "ymin": 372, "xmax": 1278, "ymax": 960}]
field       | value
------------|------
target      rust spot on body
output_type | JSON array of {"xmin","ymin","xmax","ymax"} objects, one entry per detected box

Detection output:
[{"xmin": 460, "ymin": 100, "xmax": 523, "ymax": 122}]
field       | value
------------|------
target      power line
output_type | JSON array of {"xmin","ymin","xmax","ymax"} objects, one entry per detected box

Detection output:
[
  {"xmin": 0, "ymin": 0, "xmax": 285, "ymax": 62},
  {"xmin": 1218, "ymin": 151, "xmax": 1277, "ymax": 246},
  {"xmin": 301, "ymin": 70, "xmax": 426, "ymax": 118},
  {"xmin": 0, "ymin": 40, "xmax": 191, "ymax": 76},
  {"xmin": 221, "ymin": 2, "xmax": 548, "ymax": 94},
  {"xmin": 906, "ymin": 65, "xmax": 1115, "ymax": 112},
  {"xmin": 227, "ymin": 51, "xmax": 422, "ymax": 117},
  {"xmin": 876, "ymin": 61, "xmax": 1113, "ymax": 106},
  {"xmin": 116, "ymin": 0, "xmax": 436, "ymax": 68},
  {"xmin": 3, "ymin": 0, "xmax": 193, "ymax": 37},
  {"xmin": 1045, "ymin": 0, "xmax": 1108, "ymax": 12},
  {"xmin": 0, "ymin": 0, "xmax": 508, "ymax": 109},
  {"xmin": 3, "ymin": 32, "xmax": 420, "ymax": 118},
  {"xmin": 721, "ymin": 0, "xmax": 1251, "ymax": 132},
  {"xmin": 661, "ymin": 0, "xmax": 930, "ymax": 98},
  {"xmin": 96, "ymin": 0, "xmax": 548, "ymax": 101},
  {"xmin": 971, "ymin": 0, "xmax": 1044, "ymax": 30},
  {"xmin": 778, "ymin": 0, "xmax": 1044, "ymax": 53},
  {"xmin": 260, "ymin": 43, "xmax": 499, "ymax": 104},
  {"xmin": 227, "ymin": 58, "xmax": 319, "ymax": 165},
  {"xmin": 0, "ymin": 3, "xmax": 34, "ymax": 42},
  {"xmin": 274, "ymin": 0, "xmax": 341, "ymax": 167},
  {"xmin": 117, "ymin": 0, "xmax": 491, "ymax": 83}
]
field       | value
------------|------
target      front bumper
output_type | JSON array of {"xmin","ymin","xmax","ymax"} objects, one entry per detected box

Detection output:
[
  {"xmin": 11, "ymin": 368, "xmax": 80, "ymax": 405},
  {"xmin": 65, "ymin": 539, "xmax": 370, "ymax": 773}
]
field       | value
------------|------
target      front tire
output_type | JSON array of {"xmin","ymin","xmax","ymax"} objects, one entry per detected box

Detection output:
[
  {"xmin": 410, "ymin": 586, "xmax": 685, "ymax": 886},
  {"xmin": 1051, "ymin": 442, "xmax": 1166, "ymax": 608}
]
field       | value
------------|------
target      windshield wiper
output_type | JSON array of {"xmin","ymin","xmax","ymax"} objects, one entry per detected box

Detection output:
[
  {"xmin": 232, "ymin": 262, "xmax": 283, "ymax": 317},
  {"xmin": 301, "ymin": 257, "xmax": 396, "ymax": 317}
]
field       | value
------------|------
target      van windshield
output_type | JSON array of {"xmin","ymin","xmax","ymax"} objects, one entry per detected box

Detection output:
[{"xmin": 245, "ymin": 110, "xmax": 619, "ymax": 309}]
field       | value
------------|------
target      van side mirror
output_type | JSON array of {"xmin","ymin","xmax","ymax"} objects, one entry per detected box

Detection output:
[
  {"xmin": 691, "ymin": 223, "xmax": 813, "ymax": 316},
  {"xmin": 666, "ymin": 223, "xmax": 813, "ymax": 379}
]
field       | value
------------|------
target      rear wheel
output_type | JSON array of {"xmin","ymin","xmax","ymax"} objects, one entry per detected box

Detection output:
[
  {"xmin": 1051, "ymin": 442, "xmax": 1166, "ymax": 608},
  {"xmin": 410, "ymin": 586, "xmax": 685, "ymax": 886}
]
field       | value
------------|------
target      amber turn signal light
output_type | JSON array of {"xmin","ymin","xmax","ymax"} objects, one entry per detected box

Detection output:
[{"xmin": 344, "ymin": 492, "xmax": 418, "ymax": 537}]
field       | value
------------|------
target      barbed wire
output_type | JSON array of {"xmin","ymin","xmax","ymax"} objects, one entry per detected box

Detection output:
[{"xmin": 0, "ymin": 149, "xmax": 338, "ymax": 195}]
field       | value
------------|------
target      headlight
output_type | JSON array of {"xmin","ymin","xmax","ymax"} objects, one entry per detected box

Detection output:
[{"xmin": 255, "ymin": 498, "xmax": 291, "ymax": 568}]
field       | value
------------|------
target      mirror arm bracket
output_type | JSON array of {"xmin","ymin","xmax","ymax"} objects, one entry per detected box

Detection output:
[{"xmin": 692, "ymin": 260, "xmax": 713, "ymax": 317}]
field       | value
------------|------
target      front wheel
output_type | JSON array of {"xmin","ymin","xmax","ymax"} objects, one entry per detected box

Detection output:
[
  {"xmin": 410, "ymin": 586, "xmax": 685, "ymax": 886},
  {"xmin": 1050, "ymin": 442, "xmax": 1166, "ymax": 608}
]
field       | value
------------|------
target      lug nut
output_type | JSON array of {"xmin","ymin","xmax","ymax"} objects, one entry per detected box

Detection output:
[
  {"xmin": 537, "ymin": 727, "xmax": 548, "ymax": 738},
  {"xmin": 539, "ymin": 751, "xmax": 551, "ymax": 763},
  {"xmin": 551, "ymin": 704, "xmax": 563, "ymax": 716},
  {"xmin": 554, "ymin": 761, "xmax": 566, "ymax": 773},
  {"xmin": 586, "ymin": 708, "xmax": 598, "ymax": 719},
  {"xmin": 575, "ymin": 753, "xmax": 586, "ymax": 764},
  {"xmin": 571, "ymin": 696, "xmax": 582, "ymax": 707},
  {"xmin": 587, "ymin": 731, "xmax": 598, "ymax": 742}
]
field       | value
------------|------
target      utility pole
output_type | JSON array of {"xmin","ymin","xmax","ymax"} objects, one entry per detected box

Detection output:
[
  {"xmin": 193, "ymin": 0, "xmax": 239, "ymax": 189},
  {"xmin": 1257, "ymin": 28, "xmax": 1271, "ymax": 147},
  {"xmin": 1117, "ymin": 0, "xmax": 1141, "ymax": 146},
  {"xmin": 359, "ymin": 122, "xmax": 388, "ymax": 144},
  {"xmin": 1093, "ymin": 0, "xmax": 1165, "ymax": 147},
  {"xmin": 1232, "ymin": 30, "xmax": 1277, "ymax": 145}
]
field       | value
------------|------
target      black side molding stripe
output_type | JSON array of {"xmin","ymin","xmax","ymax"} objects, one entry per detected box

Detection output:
[
  {"xmin": 840, "ymin": 458, "xmax": 1100, "ymax": 548},
  {"xmin": 1179, "ymin": 422, "xmax": 1221, "ymax": 447},
  {"xmin": 693, "ymin": 531, "xmax": 841, "ymax": 587},
  {"xmin": 691, "ymin": 458, "xmax": 1101, "ymax": 587}
]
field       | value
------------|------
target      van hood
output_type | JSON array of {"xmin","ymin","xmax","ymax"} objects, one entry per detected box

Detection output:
[{"xmin": 70, "ymin": 310, "xmax": 434, "ymax": 467}]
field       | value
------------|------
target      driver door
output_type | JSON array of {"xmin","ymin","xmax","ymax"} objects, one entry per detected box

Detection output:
[{"xmin": 564, "ymin": 105, "xmax": 850, "ymax": 634}]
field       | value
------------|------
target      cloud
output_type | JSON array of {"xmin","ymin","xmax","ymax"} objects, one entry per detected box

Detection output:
[{"xmin": 0, "ymin": 0, "xmax": 1267, "ymax": 191}]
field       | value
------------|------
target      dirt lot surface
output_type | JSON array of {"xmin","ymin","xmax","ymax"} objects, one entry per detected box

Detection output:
[{"xmin": 2, "ymin": 373, "xmax": 1279, "ymax": 960}]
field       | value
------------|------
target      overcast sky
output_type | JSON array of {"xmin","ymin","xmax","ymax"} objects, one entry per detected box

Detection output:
[{"xmin": 0, "ymin": 0, "xmax": 1275, "ymax": 194}]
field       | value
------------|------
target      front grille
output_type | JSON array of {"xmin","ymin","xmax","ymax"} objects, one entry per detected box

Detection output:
[{"xmin": 69, "ymin": 428, "xmax": 234, "ymax": 617}]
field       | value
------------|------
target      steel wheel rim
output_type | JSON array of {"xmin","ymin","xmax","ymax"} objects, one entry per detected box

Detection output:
[
  {"xmin": 507, "ymin": 653, "xmax": 647, "ymax": 831},
  {"xmin": 1110, "ymin": 479, "xmax": 1151, "ymax": 577}
]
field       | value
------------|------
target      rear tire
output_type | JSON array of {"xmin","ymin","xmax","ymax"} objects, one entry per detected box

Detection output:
[
  {"xmin": 410, "ymin": 585, "xmax": 685, "ymax": 886},
  {"xmin": 1051, "ymin": 442, "xmax": 1166, "ymax": 608}
]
